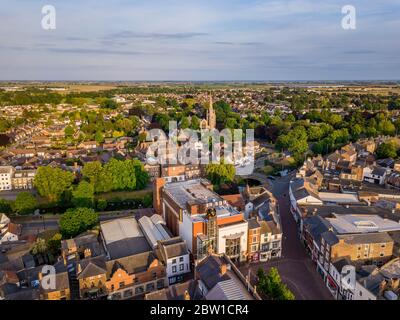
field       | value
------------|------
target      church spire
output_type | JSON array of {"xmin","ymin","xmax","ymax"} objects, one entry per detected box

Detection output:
[{"xmin": 207, "ymin": 92, "xmax": 216, "ymax": 129}]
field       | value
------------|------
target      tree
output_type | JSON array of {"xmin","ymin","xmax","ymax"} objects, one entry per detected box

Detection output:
[
  {"xmin": 72, "ymin": 181, "xmax": 95, "ymax": 208},
  {"xmin": 100, "ymin": 99, "xmax": 118, "ymax": 109},
  {"xmin": 376, "ymin": 142, "xmax": 398, "ymax": 159},
  {"xmin": 95, "ymin": 131, "xmax": 104, "ymax": 143},
  {"xmin": 64, "ymin": 125, "xmax": 74, "ymax": 138},
  {"xmin": 257, "ymin": 267, "xmax": 295, "ymax": 300},
  {"xmin": 104, "ymin": 158, "xmax": 137, "ymax": 191},
  {"xmin": 96, "ymin": 198, "xmax": 108, "ymax": 211},
  {"xmin": 14, "ymin": 192, "xmax": 37, "ymax": 215},
  {"xmin": 205, "ymin": 162, "xmax": 236, "ymax": 185},
  {"xmin": 0, "ymin": 199, "xmax": 12, "ymax": 214},
  {"xmin": 34, "ymin": 167, "xmax": 75, "ymax": 202},
  {"xmin": 59, "ymin": 207, "xmax": 98, "ymax": 238},
  {"xmin": 191, "ymin": 115, "xmax": 200, "ymax": 130},
  {"xmin": 132, "ymin": 159, "xmax": 149, "ymax": 190},
  {"xmin": 46, "ymin": 233, "xmax": 62, "ymax": 256},
  {"xmin": 180, "ymin": 116, "xmax": 190, "ymax": 129},
  {"xmin": 82, "ymin": 161, "xmax": 112, "ymax": 193},
  {"xmin": 31, "ymin": 238, "xmax": 48, "ymax": 256}
]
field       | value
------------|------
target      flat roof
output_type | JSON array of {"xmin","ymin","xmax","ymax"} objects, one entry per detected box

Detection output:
[
  {"xmin": 327, "ymin": 214, "xmax": 400, "ymax": 234},
  {"xmin": 299, "ymin": 204, "xmax": 400, "ymax": 222},
  {"xmin": 100, "ymin": 217, "xmax": 143, "ymax": 244},
  {"xmin": 164, "ymin": 179, "xmax": 223, "ymax": 209}
]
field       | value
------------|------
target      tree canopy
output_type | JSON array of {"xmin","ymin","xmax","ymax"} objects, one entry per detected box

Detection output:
[
  {"xmin": 34, "ymin": 167, "xmax": 75, "ymax": 202},
  {"xmin": 59, "ymin": 207, "xmax": 99, "ymax": 238}
]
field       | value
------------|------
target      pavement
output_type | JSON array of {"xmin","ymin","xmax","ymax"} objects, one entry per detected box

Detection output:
[{"xmin": 239, "ymin": 173, "xmax": 333, "ymax": 300}]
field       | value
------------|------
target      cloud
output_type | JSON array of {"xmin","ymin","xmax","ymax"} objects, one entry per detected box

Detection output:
[
  {"xmin": 47, "ymin": 48, "xmax": 144, "ymax": 56},
  {"xmin": 105, "ymin": 31, "xmax": 209, "ymax": 40}
]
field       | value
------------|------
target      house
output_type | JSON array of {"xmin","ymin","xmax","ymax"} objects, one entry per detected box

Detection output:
[
  {"xmin": 144, "ymin": 279, "xmax": 198, "ymax": 300},
  {"xmin": 289, "ymin": 178, "xmax": 322, "ymax": 223},
  {"xmin": 156, "ymin": 237, "xmax": 190, "ymax": 285},
  {"xmin": 61, "ymin": 232, "xmax": 103, "ymax": 265},
  {"xmin": 0, "ymin": 223, "xmax": 22, "ymax": 244},
  {"xmin": 0, "ymin": 166, "xmax": 13, "ymax": 191},
  {"xmin": 0, "ymin": 214, "xmax": 10, "ymax": 229},
  {"xmin": 195, "ymin": 254, "xmax": 260, "ymax": 300},
  {"xmin": 259, "ymin": 219, "xmax": 282, "ymax": 261},
  {"xmin": 76, "ymin": 256, "xmax": 108, "ymax": 300},
  {"xmin": 222, "ymin": 194, "xmax": 246, "ymax": 212},
  {"xmin": 39, "ymin": 270, "xmax": 70, "ymax": 300},
  {"xmin": 105, "ymin": 251, "xmax": 167, "ymax": 300},
  {"xmin": 247, "ymin": 218, "xmax": 261, "ymax": 262},
  {"xmin": 363, "ymin": 166, "xmax": 388, "ymax": 185}
]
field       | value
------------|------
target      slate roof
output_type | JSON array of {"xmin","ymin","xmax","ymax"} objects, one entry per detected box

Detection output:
[
  {"xmin": 195, "ymin": 255, "xmax": 231, "ymax": 291},
  {"xmin": 77, "ymin": 256, "xmax": 107, "ymax": 279}
]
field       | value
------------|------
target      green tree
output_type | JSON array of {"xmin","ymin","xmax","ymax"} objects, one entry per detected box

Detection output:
[
  {"xmin": 31, "ymin": 238, "xmax": 48, "ymax": 256},
  {"xmin": 72, "ymin": 181, "xmax": 95, "ymax": 208},
  {"xmin": 34, "ymin": 167, "xmax": 75, "ymax": 202},
  {"xmin": 132, "ymin": 159, "xmax": 149, "ymax": 190},
  {"xmin": 205, "ymin": 162, "xmax": 236, "ymax": 185},
  {"xmin": 0, "ymin": 199, "xmax": 12, "ymax": 214},
  {"xmin": 96, "ymin": 198, "xmax": 108, "ymax": 211},
  {"xmin": 180, "ymin": 116, "xmax": 190, "ymax": 129},
  {"xmin": 64, "ymin": 125, "xmax": 74, "ymax": 138},
  {"xmin": 46, "ymin": 233, "xmax": 62, "ymax": 256},
  {"xmin": 14, "ymin": 192, "xmax": 37, "ymax": 215},
  {"xmin": 82, "ymin": 161, "xmax": 112, "ymax": 193},
  {"xmin": 191, "ymin": 115, "xmax": 200, "ymax": 130},
  {"xmin": 376, "ymin": 141, "xmax": 398, "ymax": 159},
  {"xmin": 257, "ymin": 267, "xmax": 295, "ymax": 300},
  {"xmin": 100, "ymin": 99, "xmax": 118, "ymax": 109},
  {"xmin": 59, "ymin": 207, "xmax": 99, "ymax": 238}
]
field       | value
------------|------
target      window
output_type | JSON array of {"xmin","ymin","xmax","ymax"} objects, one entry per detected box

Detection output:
[
  {"xmin": 172, "ymin": 259, "xmax": 177, "ymax": 264},
  {"xmin": 152, "ymin": 272, "xmax": 157, "ymax": 279},
  {"xmin": 146, "ymin": 283, "xmax": 155, "ymax": 292},
  {"xmin": 381, "ymin": 244, "xmax": 386, "ymax": 248},
  {"xmin": 172, "ymin": 266, "xmax": 177, "ymax": 273},
  {"xmin": 123, "ymin": 290, "xmax": 133, "ymax": 298},
  {"xmin": 179, "ymin": 257, "xmax": 184, "ymax": 262},
  {"xmin": 135, "ymin": 286, "xmax": 144, "ymax": 294},
  {"xmin": 157, "ymin": 280, "xmax": 164, "ymax": 289},
  {"xmin": 179, "ymin": 264, "xmax": 184, "ymax": 271},
  {"xmin": 119, "ymin": 281, "xmax": 125, "ymax": 288},
  {"xmin": 380, "ymin": 253, "xmax": 384, "ymax": 257}
]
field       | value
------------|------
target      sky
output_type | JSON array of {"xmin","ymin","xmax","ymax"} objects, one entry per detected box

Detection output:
[{"xmin": 0, "ymin": 0, "xmax": 399, "ymax": 81}]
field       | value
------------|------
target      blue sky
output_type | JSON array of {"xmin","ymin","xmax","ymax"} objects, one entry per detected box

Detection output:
[{"xmin": 1, "ymin": 0, "xmax": 399, "ymax": 80}]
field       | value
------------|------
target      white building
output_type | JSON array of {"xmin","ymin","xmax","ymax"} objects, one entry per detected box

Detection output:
[
  {"xmin": 157, "ymin": 237, "xmax": 190, "ymax": 285},
  {"xmin": 0, "ymin": 166, "xmax": 14, "ymax": 191}
]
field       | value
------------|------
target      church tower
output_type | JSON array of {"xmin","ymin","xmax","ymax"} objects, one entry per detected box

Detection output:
[{"xmin": 207, "ymin": 92, "xmax": 216, "ymax": 130}]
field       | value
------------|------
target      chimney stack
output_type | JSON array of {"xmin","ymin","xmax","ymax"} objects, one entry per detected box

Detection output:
[
  {"xmin": 220, "ymin": 263, "xmax": 227, "ymax": 276},
  {"xmin": 184, "ymin": 290, "xmax": 190, "ymax": 300}
]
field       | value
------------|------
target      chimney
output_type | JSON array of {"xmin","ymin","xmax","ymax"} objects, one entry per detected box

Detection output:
[
  {"xmin": 84, "ymin": 248, "xmax": 92, "ymax": 258},
  {"xmin": 184, "ymin": 290, "xmax": 190, "ymax": 300},
  {"xmin": 220, "ymin": 263, "xmax": 227, "ymax": 276}
]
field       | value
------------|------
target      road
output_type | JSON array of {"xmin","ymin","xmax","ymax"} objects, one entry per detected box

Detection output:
[{"xmin": 240, "ymin": 173, "xmax": 332, "ymax": 300}]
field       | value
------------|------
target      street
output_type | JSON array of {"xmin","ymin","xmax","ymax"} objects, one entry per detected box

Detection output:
[{"xmin": 240, "ymin": 173, "xmax": 333, "ymax": 300}]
